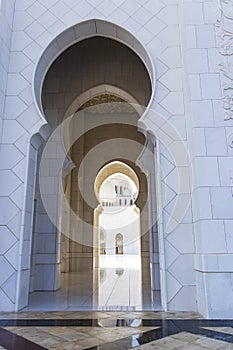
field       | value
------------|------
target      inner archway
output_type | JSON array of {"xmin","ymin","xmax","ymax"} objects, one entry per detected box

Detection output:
[
  {"xmin": 95, "ymin": 162, "xmax": 143, "ymax": 310},
  {"xmin": 115, "ymin": 234, "xmax": 124, "ymax": 255},
  {"xmin": 24, "ymin": 23, "xmax": 160, "ymax": 312}
]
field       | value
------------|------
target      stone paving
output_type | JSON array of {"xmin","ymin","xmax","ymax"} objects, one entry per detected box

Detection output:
[
  {"xmin": 4, "ymin": 325, "xmax": 156, "ymax": 349},
  {"xmin": 1, "ymin": 312, "xmax": 233, "ymax": 349},
  {"xmin": 0, "ymin": 311, "xmax": 202, "ymax": 319},
  {"xmin": 135, "ymin": 332, "xmax": 233, "ymax": 350}
]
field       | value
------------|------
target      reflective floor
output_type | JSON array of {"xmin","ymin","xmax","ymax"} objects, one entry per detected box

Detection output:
[
  {"xmin": 98, "ymin": 255, "xmax": 142, "ymax": 311},
  {"xmin": 1, "ymin": 312, "xmax": 233, "ymax": 350},
  {"xmin": 26, "ymin": 256, "xmax": 155, "ymax": 312}
]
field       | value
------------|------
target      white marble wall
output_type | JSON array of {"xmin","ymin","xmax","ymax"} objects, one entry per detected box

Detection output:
[
  {"xmin": 0, "ymin": 0, "xmax": 195, "ymax": 312},
  {"xmin": 0, "ymin": 0, "xmax": 232, "ymax": 317},
  {"xmin": 29, "ymin": 146, "xmax": 59, "ymax": 294},
  {"xmin": 0, "ymin": 0, "xmax": 15, "ymax": 142},
  {"xmin": 99, "ymin": 207, "xmax": 141, "ymax": 255},
  {"xmin": 183, "ymin": 0, "xmax": 233, "ymax": 317},
  {"xmin": 0, "ymin": 0, "xmax": 18, "ymax": 311}
]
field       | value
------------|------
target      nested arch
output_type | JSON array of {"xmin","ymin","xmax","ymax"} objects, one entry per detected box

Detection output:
[
  {"xmin": 115, "ymin": 233, "xmax": 124, "ymax": 255},
  {"xmin": 94, "ymin": 161, "xmax": 139, "ymax": 203},
  {"xmin": 23, "ymin": 19, "xmax": 161, "ymax": 312},
  {"xmin": 41, "ymin": 36, "xmax": 153, "ymax": 128},
  {"xmin": 33, "ymin": 19, "xmax": 155, "ymax": 122},
  {"xmin": 64, "ymin": 84, "xmax": 145, "ymax": 119}
]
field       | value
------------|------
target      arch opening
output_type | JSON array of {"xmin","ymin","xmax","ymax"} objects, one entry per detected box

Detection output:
[
  {"xmin": 33, "ymin": 19, "xmax": 155, "ymax": 119},
  {"xmin": 95, "ymin": 162, "xmax": 142, "ymax": 309},
  {"xmin": 22, "ymin": 22, "xmax": 161, "ymax": 312}
]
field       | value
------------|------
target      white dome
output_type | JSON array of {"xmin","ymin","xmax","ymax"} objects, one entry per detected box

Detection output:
[
  {"xmin": 117, "ymin": 180, "xmax": 133, "ymax": 196},
  {"xmin": 100, "ymin": 180, "xmax": 116, "ymax": 201}
]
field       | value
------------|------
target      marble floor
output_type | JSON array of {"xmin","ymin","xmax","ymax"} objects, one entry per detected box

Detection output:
[
  {"xmin": 1, "ymin": 257, "xmax": 232, "ymax": 349},
  {"xmin": 26, "ymin": 256, "xmax": 156, "ymax": 312},
  {"xmin": 1, "ymin": 312, "xmax": 233, "ymax": 349}
]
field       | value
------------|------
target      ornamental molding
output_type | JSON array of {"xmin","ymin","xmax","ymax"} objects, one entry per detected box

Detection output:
[
  {"xmin": 216, "ymin": 17, "xmax": 233, "ymax": 55},
  {"xmin": 219, "ymin": 0, "xmax": 233, "ymax": 19},
  {"xmin": 78, "ymin": 94, "xmax": 136, "ymax": 114},
  {"xmin": 219, "ymin": 63, "xmax": 233, "ymax": 119},
  {"xmin": 216, "ymin": 2, "xmax": 233, "ymax": 119}
]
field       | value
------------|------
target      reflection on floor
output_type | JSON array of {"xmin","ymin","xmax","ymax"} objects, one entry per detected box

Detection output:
[
  {"xmin": 1, "ymin": 312, "xmax": 233, "ymax": 350},
  {"xmin": 26, "ymin": 256, "xmax": 154, "ymax": 312},
  {"xmin": 98, "ymin": 255, "xmax": 142, "ymax": 311}
]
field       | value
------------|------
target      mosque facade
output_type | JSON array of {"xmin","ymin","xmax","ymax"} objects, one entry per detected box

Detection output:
[{"xmin": 0, "ymin": 0, "xmax": 233, "ymax": 319}]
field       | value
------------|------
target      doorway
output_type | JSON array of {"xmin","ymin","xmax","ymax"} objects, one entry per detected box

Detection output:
[
  {"xmin": 25, "ymin": 34, "xmax": 160, "ymax": 311},
  {"xmin": 95, "ymin": 164, "xmax": 144, "ymax": 310}
]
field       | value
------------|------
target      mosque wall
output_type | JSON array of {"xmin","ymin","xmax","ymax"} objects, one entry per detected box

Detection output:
[{"xmin": 0, "ymin": 0, "xmax": 232, "ymax": 317}]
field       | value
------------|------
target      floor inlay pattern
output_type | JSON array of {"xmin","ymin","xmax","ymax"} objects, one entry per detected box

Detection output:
[
  {"xmin": 1, "ymin": 313, "xmax": 233, "ymax": 349},
  {"xmin": 0, "ymin": 328, "xmax": 47, "ymax": 350}
]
